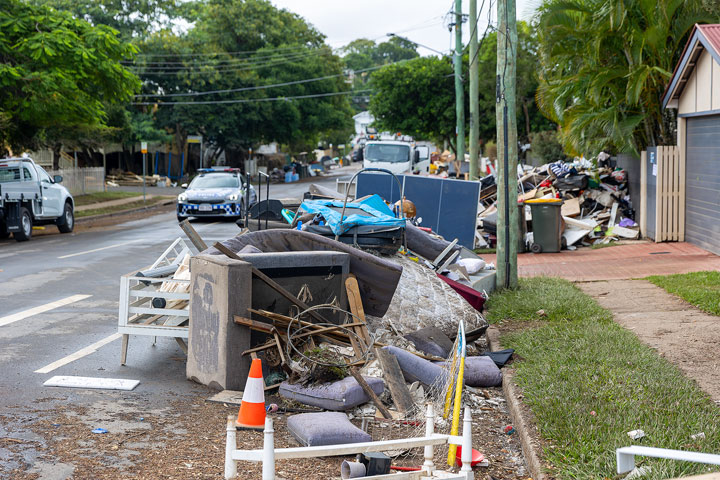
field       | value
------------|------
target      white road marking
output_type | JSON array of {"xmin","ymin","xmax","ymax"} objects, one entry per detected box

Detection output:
[
  {"xmin": 58, "ymin": 240, "xmax": 140, "ymax": 259},
  {"xmin": 35, "ymin": 333, "xmax": 121, "ymax": 374},
  {"xmin": 0, "ymin": 294, "xmax": 92, "ymax": 327}
]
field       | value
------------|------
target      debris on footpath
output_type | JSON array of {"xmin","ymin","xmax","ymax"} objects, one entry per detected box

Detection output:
[{"xmin": 478, "ymin": 153, "xmax": 639, "ymax": 250}]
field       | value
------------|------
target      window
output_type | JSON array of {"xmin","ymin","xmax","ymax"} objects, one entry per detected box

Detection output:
[
  {"xmin": 364, "ymin": 144, "xmax": 411, "ymax": 164},
  {"xmin": 189, "ymin": 174, "xmax": 240, "ymax": 189},
  {"xmin": 23, "ymin": 168, "xmax": 33, "ymax": 181},
  {"xmin": 0, "ymin": 167, "xmax": 21, "ymax": 182},
  {"xmin": 37, "ymin": 167, "xmax": 52, "ymax": 183}
]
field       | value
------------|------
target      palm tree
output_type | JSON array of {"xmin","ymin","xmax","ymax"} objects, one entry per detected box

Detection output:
[{"xmin": 535, "ymin": 0, "xmax": 714, "ymax": 155}]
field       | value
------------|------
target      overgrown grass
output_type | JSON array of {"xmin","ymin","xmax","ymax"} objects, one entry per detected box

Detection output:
[
  {"xmin": 486, "ymin": 277, "xmax": 720, "ymax": 479},
  {"xmin": 73, "ymin": 191, "xmax": 141, "ymax": 207},
  {"xmin": 76, "ymin": 198, "xmax": 165, "ymax": 217},
  {"xmin": 648, "ymin": 271, "xmax": 720, "ymax": 316}
]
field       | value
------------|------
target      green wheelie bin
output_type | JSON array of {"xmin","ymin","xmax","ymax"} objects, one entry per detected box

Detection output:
[{"xmin": 526, "ymin": 198, "xmax": 563, "ymax": 253}]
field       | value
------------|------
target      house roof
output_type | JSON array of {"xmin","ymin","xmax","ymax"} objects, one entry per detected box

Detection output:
[{"xmin": 662, "ymin": 24, "xmax": 720, "ymax": 109}]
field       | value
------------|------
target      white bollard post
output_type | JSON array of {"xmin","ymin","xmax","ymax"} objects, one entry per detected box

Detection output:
[
  {"xmin": 262, "ymin": 416, "xmax": 276, "ymax": 480},
  {"xmin": 225, "ymin": 416, "xmax": 238, "ymax": 480},
  {"xmin": 423, "ymin": 403, "xmax": 435, "ymax": 474},
  {"xmin": 460, "ymin": 406, "xmax": 473, "ymax": 479}
]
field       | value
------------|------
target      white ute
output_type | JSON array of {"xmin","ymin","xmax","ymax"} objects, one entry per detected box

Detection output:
[{"xmin": 0, "ymin": 157, "xmax": 75, "ymax": 241}]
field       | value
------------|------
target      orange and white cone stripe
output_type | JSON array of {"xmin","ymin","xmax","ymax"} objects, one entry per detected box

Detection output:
[{"xmin": 236, "ymin": 358, "xmax": 266, "ymax": 429}]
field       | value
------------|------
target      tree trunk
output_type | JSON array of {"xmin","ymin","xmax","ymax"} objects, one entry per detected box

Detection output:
[{"xmin": 522, "ymin": 99, "xmax": 531, "ymax": 141}]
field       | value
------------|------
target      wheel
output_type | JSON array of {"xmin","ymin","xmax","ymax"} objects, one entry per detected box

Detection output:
[
  {"xmin": 13, "ymin": 207, "xmax": 32, "ymax": 242},
  {"xmin": 56, "ymin": 201, "xmax": 74, "ymax": 233},
  {"xmin": 177, "ymin": 215, "xmax": 185, "ymax": 223},
  {"xmin": 530, "ymin": 242, "xmax": 542, "ymax": 254}
]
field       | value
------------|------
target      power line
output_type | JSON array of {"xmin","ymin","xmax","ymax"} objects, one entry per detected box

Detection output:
[
  {"xmin": 135, "ymin": 62, "xmax": 403, "ymax": 98},
  {"xmin": 134, "ymin": 44, "xmax": 314, "ymax": 59},
  {"xmin": 132, "ymin": 89, "xmax": 372, "ymax": 106},
  {"xmin": 125, "ymin": 46, "xmax": 334, "ymax": 68},
  {"xmin": 131, "ymin": 50, "xmax": 333, "ymax": 75}
]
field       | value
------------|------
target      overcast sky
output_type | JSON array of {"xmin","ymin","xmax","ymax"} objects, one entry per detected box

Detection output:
[{"xmin": 270, "ymin": 0, "xmax": 539, "ymax": 56}]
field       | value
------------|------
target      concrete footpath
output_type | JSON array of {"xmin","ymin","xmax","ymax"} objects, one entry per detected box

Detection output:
[
  {"xmin": 484, "ymin": 241, "xmax": 720, "ymax": 281},
  {"xmin": 580, "ymin": 279, "xmax": 720, "ymax": 401}
]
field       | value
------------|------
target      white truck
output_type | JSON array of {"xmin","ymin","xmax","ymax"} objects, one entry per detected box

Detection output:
[
  {"xmin": 0, "ymin": 157, "xmax": 75, "ymax": 241},
  {"xmin": 362, "ymin": 139, "xmax": 430, "ymax": 175}
]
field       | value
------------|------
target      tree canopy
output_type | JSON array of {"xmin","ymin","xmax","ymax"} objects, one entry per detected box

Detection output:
[
  {"xmin": 369, "ymin": 22, "xmax": 551, "ymax": 152},
  {"xmin": 0, "ymin": 0, "xmax": 139, "ymax": 154},
  {"xmin": 535, "ymin": 0, "xmax": 715, "ymax": 155},
  {"xmin": 132, "ymin": 0, "xmax": 354, "ymax": 163}
]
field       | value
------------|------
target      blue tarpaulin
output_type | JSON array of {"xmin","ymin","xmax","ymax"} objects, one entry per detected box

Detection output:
[{"xmin": 300, "ymin": 194, "xmax": 405, "ymax": 236}]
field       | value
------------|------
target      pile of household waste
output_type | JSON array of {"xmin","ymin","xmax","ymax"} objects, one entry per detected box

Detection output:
[
  {"xmin": 478, "ymin": 153, "xmax": 638, "ymax": 250},
  {"xmin": 206, "ymin": 182, "xmax": 511, "ymax": 477}
]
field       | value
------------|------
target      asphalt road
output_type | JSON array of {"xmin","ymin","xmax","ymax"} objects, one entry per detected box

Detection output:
[{"xmin": 0, "ymin": 166, "xmax": 358, "ymax": 475}]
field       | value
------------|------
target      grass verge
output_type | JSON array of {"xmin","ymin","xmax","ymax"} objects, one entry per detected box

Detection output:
[
  {"xmin": 647, "ymin": 271, "xmax": 720, "ymax": 316},
  {"xmin": 76, "ymin": 198, "xmax": 166, "ymax": 218},
  {"xmin": 73, "ymin": 191, "xmax": 141, "ymax": 207},
  {"xmin": 486, "ymin": 277, "xmax": 720, "ymax": 479}
]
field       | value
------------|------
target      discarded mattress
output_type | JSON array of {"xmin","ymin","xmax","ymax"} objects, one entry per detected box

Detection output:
[
  {"xmin": 288, "ymin": 412, "xmax": 371, "ymax": 447},
  {"xmin": 438, "ymin": 355, "xmax": 502, "ymax": 387},
  {"xmin": 278, "ymin": 376, "xmax": 385, "ymax": 411},
  {"xmin": 383, "ymin": 346, "xmax": 447, "ymax": 388},
  {"xmin": 299, "ymin": 194, "xmax": 406, "ymax": 236},
  {"xmin": 366, "ymin": 254, "xmax": 487, "ymax": 337},
  {"xmin": 205, "ymin": 229, "xmax": 402, "ymax": 317}
]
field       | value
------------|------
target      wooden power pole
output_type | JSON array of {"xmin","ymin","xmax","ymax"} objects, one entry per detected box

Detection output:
[
  {"xmin": 454, "ymin": 0, "xmax": 465, "ymax": 165},
  {"xmin": 469, "ymin": 0, "xmax": 479, "ymax": 180},
  {"xmin": 495, "ymin": 0, "xmax": 519, "ymax": 289}
]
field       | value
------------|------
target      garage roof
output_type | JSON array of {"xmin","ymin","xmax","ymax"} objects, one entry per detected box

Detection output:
[{"xmin": 662, "ymin": 24, "xmax": 720, "ymax": 109}]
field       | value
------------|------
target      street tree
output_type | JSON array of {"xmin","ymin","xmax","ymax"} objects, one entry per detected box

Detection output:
[
  {"xmin": 136, "ymin": 0, "xmax": 354, "ymax": 165},
  {"xmin": 0, "ymin": 0, "xmax": 140, "ymax": 156},
  {"xmin": 369, "ymin": 56, "xmax": 458, "ymax": 150},
  {"xmin": 535, "ymin": 0, "xmax": 715, "ymax": 155}
]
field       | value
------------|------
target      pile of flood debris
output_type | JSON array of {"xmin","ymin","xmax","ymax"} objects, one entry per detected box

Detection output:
[{"xmin": 477, "ymin": 153, "xmax": 638, "ymax": 250}]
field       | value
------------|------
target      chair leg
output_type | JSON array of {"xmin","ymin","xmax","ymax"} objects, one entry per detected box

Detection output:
[{"xmin": 121, "ymin": 334, "xmax": 129, "ymax": 365}]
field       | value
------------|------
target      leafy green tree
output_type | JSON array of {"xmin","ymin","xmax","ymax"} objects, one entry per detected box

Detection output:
[
  {"xmin": 32, "ymin": 0, "xmax": 181, "ymax": 40},
  {"xmin": 369, "ymin": 24, "xmax": 550, "ymax": 152},
  {"xmin": 475, "ymin": 23, "xmax": 554, "ymax": 145},
  {"xmin": 342, "ymin": 36, "xmax": 418, "ymax": 111},
  {"xmin": 136, "ymin": 0, "xmax": 353, "ymax": 166},
  {"xmin": 370, "ymin": 56, "xmax": 457, "ymax": 150},
  {"xmin": 536, "ymin": 0, "xmax": 714, "ymax": 155},
  {"xmin": 0, "ymin": 0, "xmax": 140, "ymax": 155}
]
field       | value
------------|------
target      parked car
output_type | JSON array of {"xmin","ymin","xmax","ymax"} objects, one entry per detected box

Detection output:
[
  {"xmin": 0, "ymin": 157, "xmax": 74, "ymax": 241},
  {"xmin": 176, "ymin": 168, "xmax": 257, "ymax": 222}
]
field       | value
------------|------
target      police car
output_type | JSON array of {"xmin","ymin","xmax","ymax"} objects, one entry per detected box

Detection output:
[{"xmin": 176, "ymin": 168, "xmax": 257, "ymax": 222}]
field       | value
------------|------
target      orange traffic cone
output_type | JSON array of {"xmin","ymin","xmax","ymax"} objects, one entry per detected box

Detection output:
[{"xmin": 236, "ymin": 358, "xmax": 266, "ymax": 429}]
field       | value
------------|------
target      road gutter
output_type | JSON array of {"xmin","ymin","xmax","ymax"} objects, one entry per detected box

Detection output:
[{"xmin": 488, "ymin": 326, "xmax": 546, "ymax": 480}]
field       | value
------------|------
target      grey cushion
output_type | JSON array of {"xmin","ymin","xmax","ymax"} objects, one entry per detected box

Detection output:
[
  {"xmin": 438, "ymin": 355, "xmax": 502, "ymax": 387},
  {"xmin": 383, "ymin": 346, "xmax": 447, "ymax": 387},
  {"xmin": 287, "ymin": 412, "xmax": 371, "ymax": 446},
  {"xmin": 279, "ymin": 375, "xmax": 385, "ymax": 411}
]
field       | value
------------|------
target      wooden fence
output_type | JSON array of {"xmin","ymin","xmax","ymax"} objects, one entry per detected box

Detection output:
[{"xmin": 641, "ymin": 146, "xmax": 684, "ymax": 242}]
